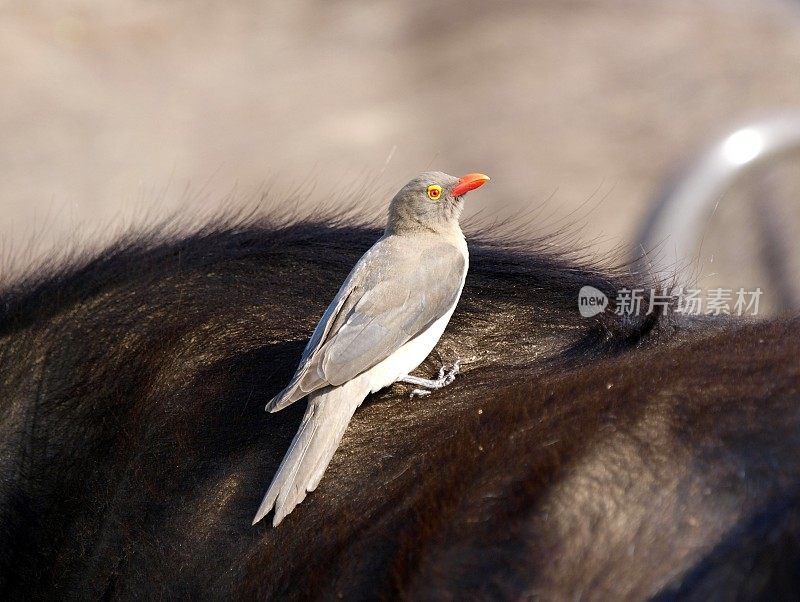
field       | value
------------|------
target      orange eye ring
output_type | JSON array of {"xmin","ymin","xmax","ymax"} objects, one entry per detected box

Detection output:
[{"xmin": 427, "ymin": 184, "xmax": 443, "ymax": 200}]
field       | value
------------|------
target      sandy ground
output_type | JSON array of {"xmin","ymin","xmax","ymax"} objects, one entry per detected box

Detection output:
[{"xmin": 2, "ymin": 0, "xmax": 800, "ymax": 280}]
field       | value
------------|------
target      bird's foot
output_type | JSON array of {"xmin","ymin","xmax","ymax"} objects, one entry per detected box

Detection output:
[{"xmin": 398, "ymin": 360, "xmax": 461, "ymax": 398}]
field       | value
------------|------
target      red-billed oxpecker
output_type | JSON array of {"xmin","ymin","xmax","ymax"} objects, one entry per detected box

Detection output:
[{"xmin": 252, "ymin": 171, "xmax": 490, "ymax": 526}]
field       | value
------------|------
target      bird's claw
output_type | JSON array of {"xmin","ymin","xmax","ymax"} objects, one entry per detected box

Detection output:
[
  {"xmin": 442, "ymin": 359, "xmax": 460, "ymax": 385},
  {"xmin": 403, "ymin": 360, "xmax": 461, "ymax": 398}
]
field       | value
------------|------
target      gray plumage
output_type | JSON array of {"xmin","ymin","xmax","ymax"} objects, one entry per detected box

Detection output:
[
  {"xmin": 252, "ymin": 171, "xmax": 489, "ymax": 526},
  {"xmin": 266, "ymin": 237, "xmax": 465, "ymax": 410}
]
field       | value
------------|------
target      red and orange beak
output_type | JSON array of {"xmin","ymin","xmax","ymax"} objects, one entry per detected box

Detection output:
[{"xmin": 451, "ymin": 173, "xmax": 490, "ymax": 197}]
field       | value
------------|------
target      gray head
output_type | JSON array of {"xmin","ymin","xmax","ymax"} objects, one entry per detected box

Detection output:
[{"xmin": 386, "ymin": 171, "xmax": 490, "ymax": 235}]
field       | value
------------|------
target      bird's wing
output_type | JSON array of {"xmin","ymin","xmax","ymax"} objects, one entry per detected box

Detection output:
[
  {"xmin": 313, "ymin": 242, "xmax": 465, "ymax": 386},
  {"xmin": 266, "ymin": 235, "xmax": 465, "ymax": 410},
  {"xmin": 264, "ymin": 244, "xmax": 377, "ymax": 411}
]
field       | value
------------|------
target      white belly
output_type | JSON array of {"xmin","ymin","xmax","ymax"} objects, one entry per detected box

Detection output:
[{"xmin": 365, "ymin": 305, "xmax": 457, "ymax": 393}]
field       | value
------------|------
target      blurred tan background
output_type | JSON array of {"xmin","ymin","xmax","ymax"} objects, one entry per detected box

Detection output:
[{"xmin": 2, "ymin": 0, "xmax": 800, "ymax": 266}]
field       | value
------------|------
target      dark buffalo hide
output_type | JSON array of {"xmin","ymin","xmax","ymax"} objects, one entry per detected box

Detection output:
[{"xmin": 0, "ymin": 218, "xmax": 798, "ymax": 600}]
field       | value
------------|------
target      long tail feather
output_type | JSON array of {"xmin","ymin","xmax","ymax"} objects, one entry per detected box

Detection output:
[{"xmin": 252, "ymin": 377, "xmax": 368, "ymax": 526}]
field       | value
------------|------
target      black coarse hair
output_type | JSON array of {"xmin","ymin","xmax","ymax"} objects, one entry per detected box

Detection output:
[{"xmin": 0, "ymin": 213, "xmax": 798, "ymax": 600}]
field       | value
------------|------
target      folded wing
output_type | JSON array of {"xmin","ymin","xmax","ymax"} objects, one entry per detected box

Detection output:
[{"xmin": 266, "ymin": 235, "xmax": 465, "ymax": 411}]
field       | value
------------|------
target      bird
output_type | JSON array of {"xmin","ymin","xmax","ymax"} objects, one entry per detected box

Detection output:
[{"xmin": 252, "ymin": 171, "xmax": 490, "ymax": 526}]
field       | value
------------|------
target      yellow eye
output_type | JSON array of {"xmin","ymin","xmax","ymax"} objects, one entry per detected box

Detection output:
[{"xmin": 427, "ymin": 184, "xmax": 443, "ymax": 200}]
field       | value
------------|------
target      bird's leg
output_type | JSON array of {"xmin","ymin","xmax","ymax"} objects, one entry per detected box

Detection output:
[{"xmin": 398, "ymin": 360, "xmax": 461, "ymax": 398}]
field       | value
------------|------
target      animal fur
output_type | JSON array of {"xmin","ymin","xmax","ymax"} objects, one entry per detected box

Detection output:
[{"xmin": 0, "ymin": 215, "xmax": 798, "ymax": 599}]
